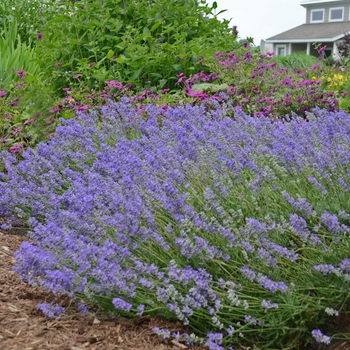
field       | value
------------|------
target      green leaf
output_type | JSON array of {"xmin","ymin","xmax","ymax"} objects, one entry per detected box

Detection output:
[
  {"xmin": 106, "ymin": 50, "xmax": 115, "ymax": 59},
  {"xmin": 151, "ymin": 21, "xmax": 161, "ymax": 32},
  {"xmin": 143, "ymin": 27, "xmax": 151, "ymax": 35},
  {"xmin": 192, "ymin": 83, "xmax": 229, "ymax": 92},
  {"xmin": 159, "ymin": 79, "xmax": 167, "ymax": 88},
  {"xmin": 131, "ymin": 67, "xmax": 143, "ymax": 80},
  {"xmin": 116, "ymin": 56, "xmax": 126, "ymax": 63}
]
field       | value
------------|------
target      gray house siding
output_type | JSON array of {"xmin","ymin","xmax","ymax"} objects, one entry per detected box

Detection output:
[
  {"xmin": 306, "ymin": 2, "xmax": 350, "ymax": 23},
  {"xmin": 292, "ymin": 43, "xmax": 308, "ymax": 51}
]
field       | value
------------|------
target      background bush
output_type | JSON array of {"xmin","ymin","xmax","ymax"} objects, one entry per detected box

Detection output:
[{"xmin": 34, "ymin": 0, "xmax": 237, "ymax": 93}]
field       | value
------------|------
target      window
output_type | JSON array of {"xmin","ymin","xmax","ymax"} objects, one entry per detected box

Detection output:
[
  {"xmin": 324, "ymin": 49, "xmax": 332, "ymax": 58},
  {"xmin": 311, "ymin": 9, "xmax": 324, "ymax": 22},
  {"xmin": 329, "ymin": 7, "xmax": 344, "ymax": 21},
  {"xmin": 276, "ymin": 45, "xmax": 286, "ymax": 56}
]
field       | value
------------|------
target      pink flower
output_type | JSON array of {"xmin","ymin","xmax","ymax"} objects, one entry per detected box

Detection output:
[
  {"xmin": 62, "ymin": 87, "xmax": 70, "ymax": 91},
  {"xmin": 318, "ymin": 45, "xmax": 327, "ymax": 53},
  {"xmin": 309, "ymin": 63, "xmax": 318, "ymax": 71},
  {"xmin": 15, "ymin": 82, "xmax": 24, "ymax": 89},
  {"xmin": 88, "ymin": 62, "xmax": 94, "ymax": 67},
  {"xmin": 16, "ymin": 70, "xmax": 25, "ymax": 77},
  {"xmin": 73, "ymin": 73, "xmax": 82, "ymax": 79},
  {"xmin": 9, "ymin": 144, "xmax": 23, "ymax": 153},
  {"xmin": 184, "ymin": 86, "xmax": 208, "ymax": 99},
  {"xmin": 105, "ymin": 80, "xmax": 123, "ymax": 88},
  {"xmin": 161, "ymin": 88, "xmax": 170, "ymax": 94},
  {"xmin": 36, "ymin": 33, "xmax": 43, "ymax": 40},
  {"xmin": 23, "ymin": 119, "xmax": 34, "ymax": 125},
  {"xmin": 9, "ymin": 98, "xmax": 20, "ymax": 106},
  {"xmin": 0, "ymin": 93, "xmax": 6, "ymax": 97},
  {"xmin": 77, "ymin": 105, "xmax": 89, "ymax": 111},
  {"xmin": 12, "ymin": 127, "xmax": 23, "ymax": 135},
  {"xmin": 49, "ymin": 107, "xmax": 60, "ymax": 113}
]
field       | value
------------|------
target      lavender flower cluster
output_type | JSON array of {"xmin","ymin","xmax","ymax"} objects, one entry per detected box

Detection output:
[{"xmin": 1, "ymin": 100, "xmax": 350, "ymax": 348}]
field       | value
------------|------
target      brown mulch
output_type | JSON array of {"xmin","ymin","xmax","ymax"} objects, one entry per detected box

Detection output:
[{"xmin": 0, "ymin": 227, "xmax": 207, "ymax": 350}]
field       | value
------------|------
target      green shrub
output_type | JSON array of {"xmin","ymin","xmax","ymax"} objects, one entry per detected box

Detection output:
[{"xmin": 34, "ymin": 0, "xmax": 238, "ymax": 92}]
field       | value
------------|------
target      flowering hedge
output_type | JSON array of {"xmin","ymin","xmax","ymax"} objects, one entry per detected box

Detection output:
[{"xmin": 1, "ymin": 100, "xmax": 350, "ymax": 349}]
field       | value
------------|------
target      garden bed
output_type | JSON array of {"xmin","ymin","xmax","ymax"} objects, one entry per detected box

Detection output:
[{"xmin": 0, "ymin": 227, "xmax": 205, "ymax": 350}]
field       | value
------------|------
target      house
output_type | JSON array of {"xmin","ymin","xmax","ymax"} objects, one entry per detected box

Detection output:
[{"xmin": 264, "ymin": 0, "xmax": 350, "ymax": 58}]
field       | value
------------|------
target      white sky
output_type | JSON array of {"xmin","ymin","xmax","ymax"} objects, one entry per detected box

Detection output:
[{"xmin": 215, "ymin": 0, "xmax": 306, "ymax": 46}]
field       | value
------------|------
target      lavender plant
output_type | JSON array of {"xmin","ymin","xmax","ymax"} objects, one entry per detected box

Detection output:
[{"xmin": 1, "ymin": 101, "xmax": 350, "ymax": 348}]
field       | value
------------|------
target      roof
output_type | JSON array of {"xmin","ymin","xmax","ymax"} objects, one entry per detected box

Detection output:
[
  {"xmin": 300, "ymin": 0, "xmax": 350, "ymax": 6},
  {"xmin": 266, "ymin": 21, "xmax": 350, "ymax": 42}
]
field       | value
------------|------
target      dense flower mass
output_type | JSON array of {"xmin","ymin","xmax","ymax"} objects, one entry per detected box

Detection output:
[{"xmin": 1, "ymin": 100, "xmax": 350, "ymax": 348}]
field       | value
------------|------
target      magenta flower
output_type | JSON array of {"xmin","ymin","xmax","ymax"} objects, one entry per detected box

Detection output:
[
  {"xmin": 36, "ymin": 33, "xmax": 43, "ymax": 40},
  {"xmin": 9, "ymin": 98, "xmax": 20, "ymax": 107},
  {"xmin": 318, "ymin": 45, "xmax": 327, "ymax": 53},
  {"xmin": 49, "ymin": 107, "xmax": 60, "ymax": 113},
  {"xmin": 73, "ymin": 73, "xmax": 82, "ymax": 79},
  {"xmin": 12, "ymin": 127, "xmax": 23, "ymax": 135},
  {"xmin": 106, "ymin": 80, "xmax": 123, "ymax": 88},
  {"xmin": 23, "ymin": 119, "xmax": 34, "ymax": 125},
  {"xmin": 9, "ymin": 144, "xmax": 23, "ymax": 153},
  {"xmin": 0, "ymin": 92, "xmax": 6, "ymax": 97},
  {"xmin": 62, "ymin": 88, "xmax": 70, "ymax": 91},
  {"xmin": 77, "ymin": 105, "xmax": 89, "ymax": 111},
  {"xmin": 16, "ymin": 70, "xmax": 24, "ymax": 77},
  {"xmin": 88, "ymin": 62, "xmax": 94, "ymax": 67}
]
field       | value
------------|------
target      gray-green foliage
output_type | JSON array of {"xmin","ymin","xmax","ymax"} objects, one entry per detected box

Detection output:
[{"xmin": 34, "ymin": 0, "xmax": 238, "ymax": 92}]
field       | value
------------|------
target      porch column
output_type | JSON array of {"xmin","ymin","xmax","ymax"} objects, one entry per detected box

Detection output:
[
  {"xmin": 289, "ymin": 43, "xmax": 292, "ymax": 55},
  {"xmin": 306, "ymin": 42, "xmax": 310, "ymax": 55},
  {"xmin": 333, "ymin": 42, "xmax": 338, "ymax": 59}
]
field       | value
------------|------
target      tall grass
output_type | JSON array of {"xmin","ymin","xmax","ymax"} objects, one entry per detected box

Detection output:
[{"xmin": 271, "ymin": 51, "xmax": 319, "ymax": 71}]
